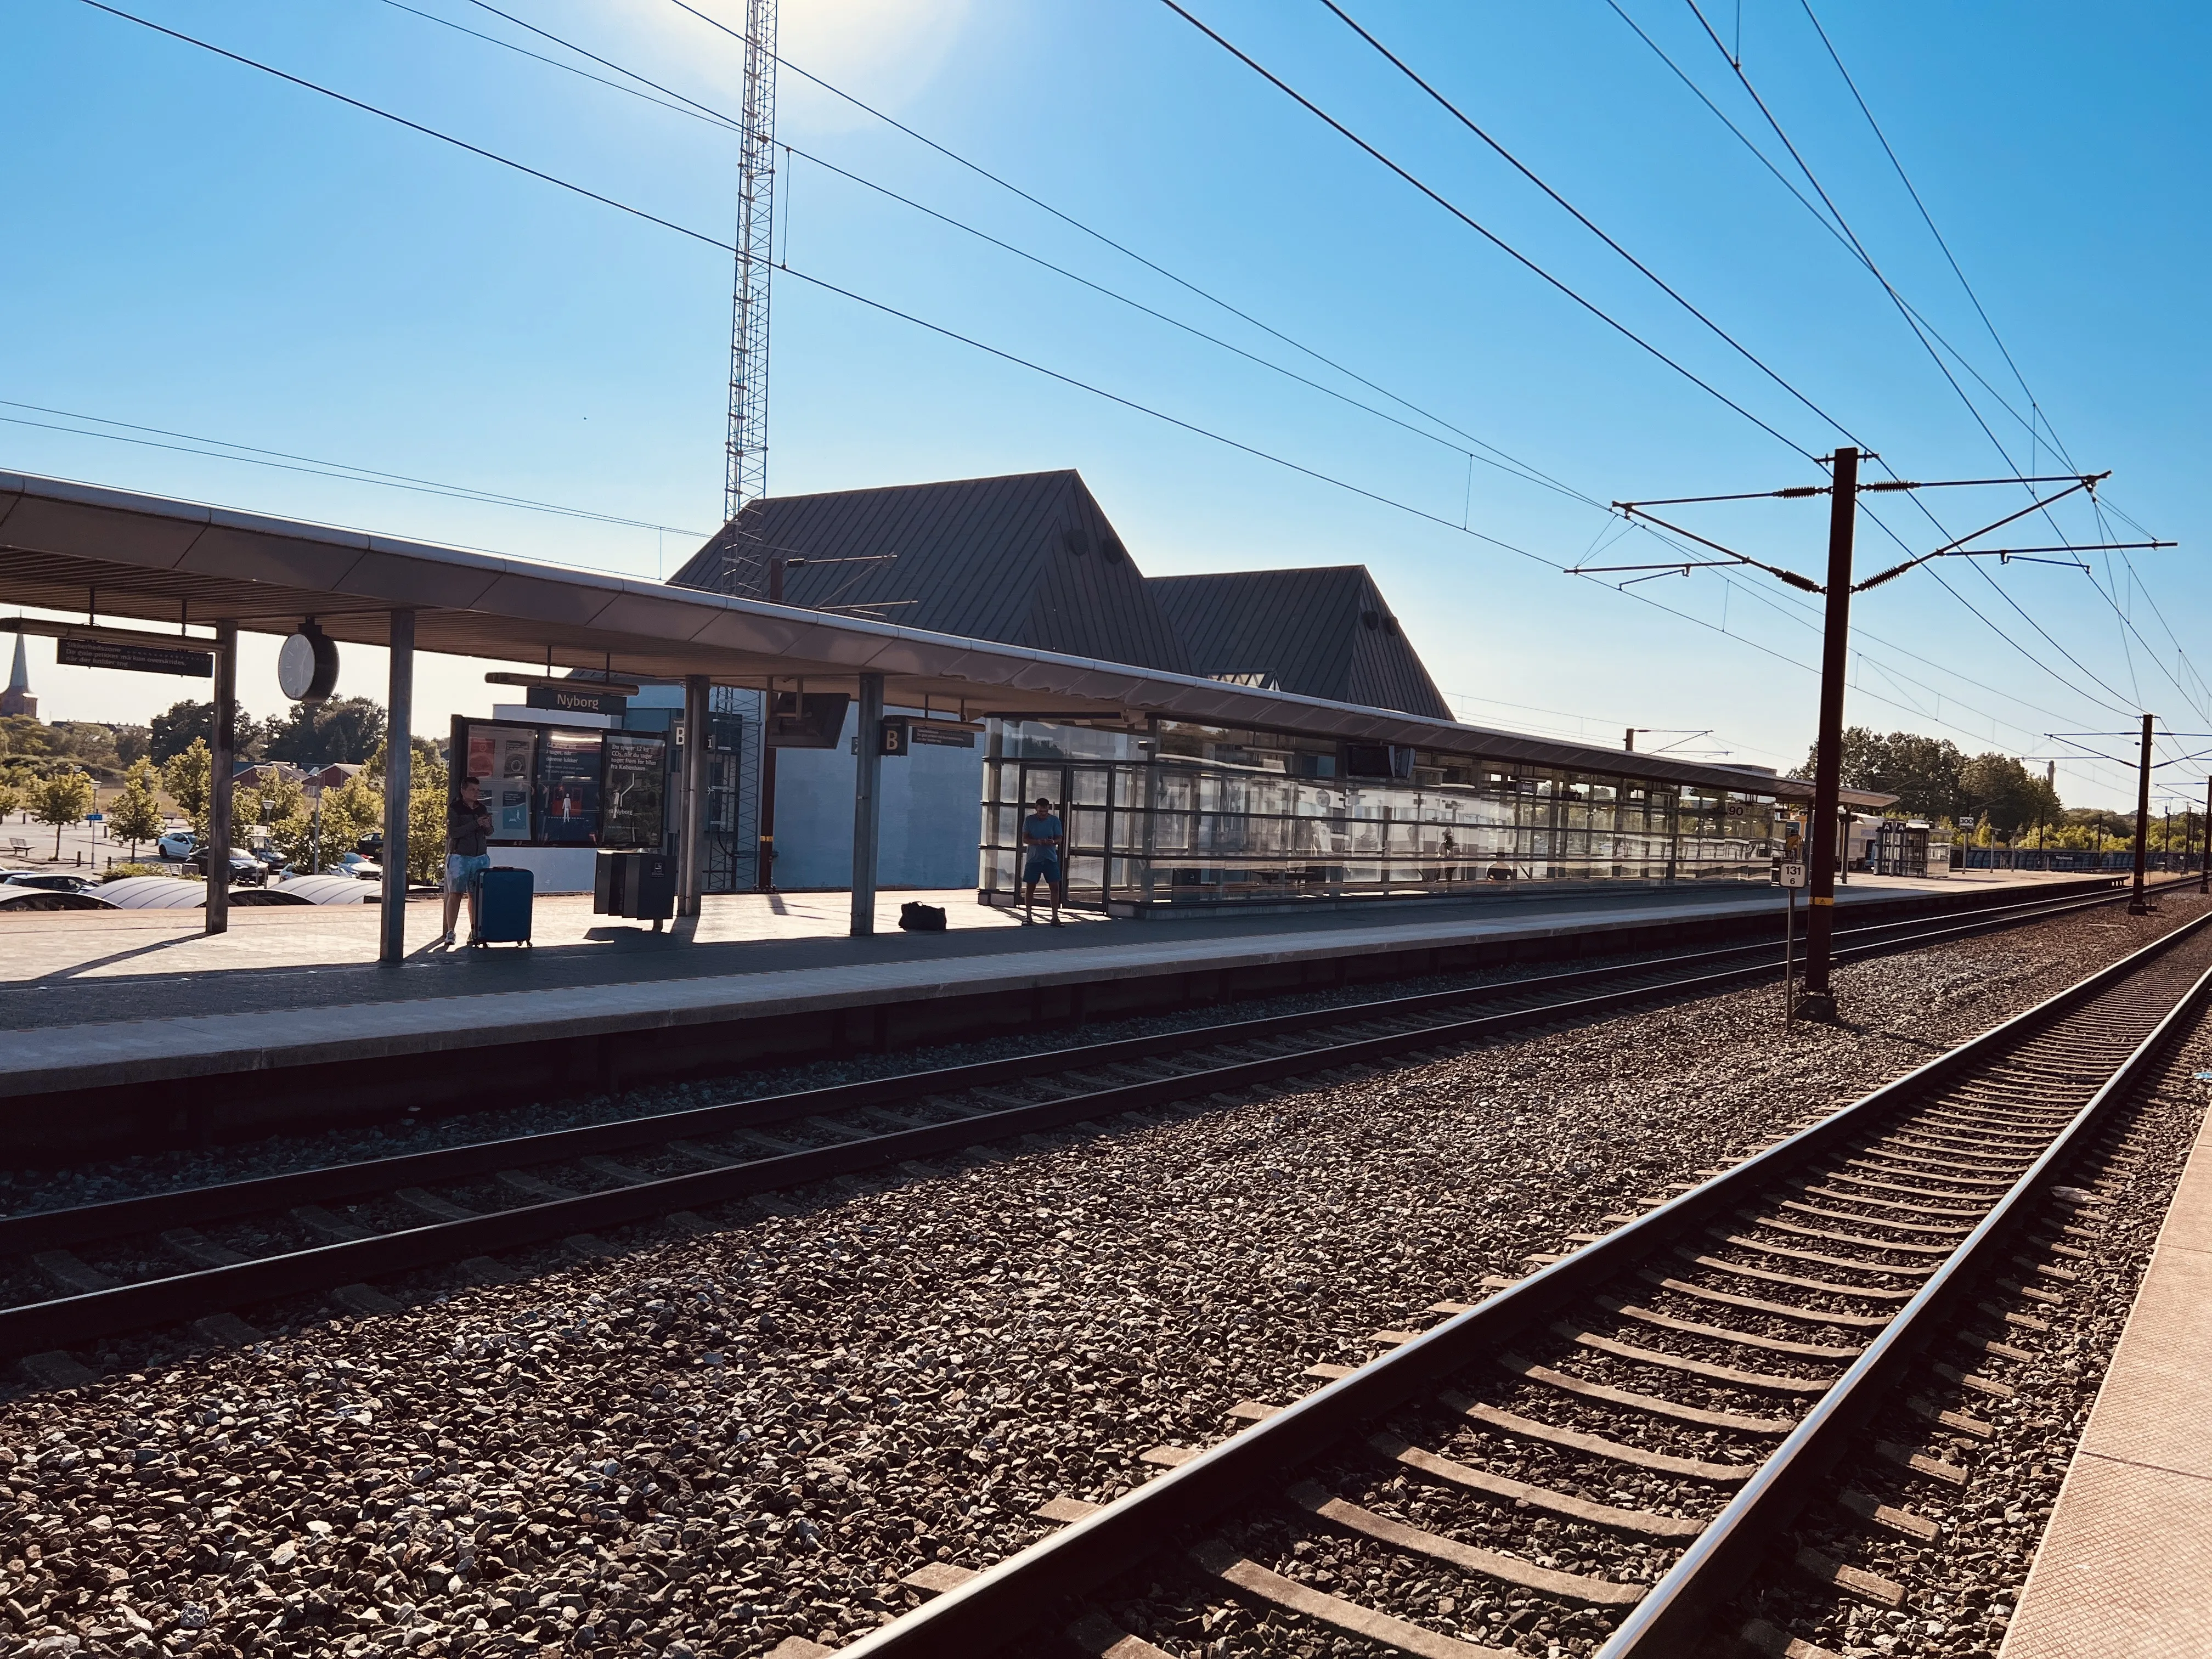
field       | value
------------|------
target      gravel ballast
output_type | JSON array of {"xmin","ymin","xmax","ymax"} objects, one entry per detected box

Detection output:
[
  {"xmin": 3, "ymin": 896, "xmax": 2202, "ymax": 1659},
  {"xmin": 1733, "ymin": 983, "xmax": 2212, "ymax": 1659}
]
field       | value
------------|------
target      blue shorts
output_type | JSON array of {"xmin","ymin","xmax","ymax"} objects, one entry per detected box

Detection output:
[
  {"xmin": 1022, "ymin": 851, "xmax": 1062, "ymax": 885},
  {"xmin": 446, "ymin": 851, "xmax": 490, "ymax": 894}
]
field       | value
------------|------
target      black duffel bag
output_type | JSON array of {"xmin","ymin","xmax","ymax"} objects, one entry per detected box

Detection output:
[{"xmin": 899, "ymin": 901, "xmax": 948, "ymax": 933}]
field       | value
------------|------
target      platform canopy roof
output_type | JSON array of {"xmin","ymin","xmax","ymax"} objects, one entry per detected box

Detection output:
[{"xmin": 0, "ymin": 470, "xmax": 1876, "ymax": 801}]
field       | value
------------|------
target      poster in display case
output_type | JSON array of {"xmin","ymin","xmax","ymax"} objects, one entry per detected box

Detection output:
[
  {"xmin": 463, "ymin": 724, "xmax": 538, "ymax": 842},
  {"xmin": 537, "ymin": 729, "xmax": 603, "ymax": 844},
  {"xmin": 601, "ymin": 735, "xmax": 668, "ymax": 849}
]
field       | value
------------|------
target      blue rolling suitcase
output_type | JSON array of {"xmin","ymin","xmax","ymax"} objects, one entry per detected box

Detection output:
[{"xmin": 473, "ymin": 865, "xmax": 534, "ymax": 947}]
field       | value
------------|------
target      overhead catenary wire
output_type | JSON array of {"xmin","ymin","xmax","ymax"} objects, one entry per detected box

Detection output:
[
  {"xmin": 1152, "ymin": 0, "xmax": 1825, "ymax": 462},
  {"xmin": 1795, "ymin": 0, "xmax": 2074, "ymax": 471},
  {"xmin": 74, "ymin": 0, "xmax": 2136, "ymax": 786},
  {"xmin": 1784, "ymin": 1, "xmax": 2207, "ymax": 729},
  {"xmin": 0, "ymin": 399, "xmax": 709, "ymax": 536},
  {"xmin": 384, "ymin": 0, "xmax": 1591, "ymax": 507},
  {"xmin": 1635, "ymin": 5, "xmax": 2175, "ymax": 738},
  {"xmin": 1600, "ymin": 0, "xmax": 2056, "ymax": 459},
  {"xmin": 1257, "ymin": 0, "xmax": 2156, "ymax": 756},
  {"xmin": 1320, "ymin": 0, "xmax": 1875, "ymax": 453},
  {"xmin": 1628, "ymin": 0, "xmax": 2194, "ymax": 738},
  {"xmin": 659, "ymin": 0, "xmax": 1587, "ymax": 494}
]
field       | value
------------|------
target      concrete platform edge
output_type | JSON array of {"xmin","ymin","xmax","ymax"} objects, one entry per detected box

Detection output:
[
  {"xmin": 2000, "ymin": 1086, "xmax": 2212, "ymax": 1657},
  {"xmin": 2, "ymin": 884, "xmax": 1933, "ymax": 1098}
]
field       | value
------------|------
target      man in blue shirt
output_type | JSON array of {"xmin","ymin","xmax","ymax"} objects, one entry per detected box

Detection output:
[{"xmin": 1020, "ymin": 795, "xmax": 1065, "ymax": 926}]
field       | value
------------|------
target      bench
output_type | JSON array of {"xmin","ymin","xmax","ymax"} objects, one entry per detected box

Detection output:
[{"xmin": 6, "ymin": 838, "xmax": 29, "ymax": 860}]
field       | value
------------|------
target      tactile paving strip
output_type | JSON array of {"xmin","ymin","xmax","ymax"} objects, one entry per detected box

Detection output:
[{"xmin": 2002, "ymin": 1108, "xmax": 2212, "ymax": 1657}]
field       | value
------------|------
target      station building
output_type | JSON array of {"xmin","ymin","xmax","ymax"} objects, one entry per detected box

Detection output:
[{"xmin": 669, "ymin": 470, "xmax": 1815, "ymax": 913}]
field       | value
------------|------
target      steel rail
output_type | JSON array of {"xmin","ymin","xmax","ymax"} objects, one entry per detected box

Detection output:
[
  {"xmin": 826, "ymin": 906, "xmax": 2212, "ymax": 1657},
  {"xmin": 1596, "ymin": 949, "xmax": 2212, "ymax": 1652},
  {"xmin": 0, "ymin": 878, "xmax": 2136, "ymax": 1262},
  {"xmin": 0, "ymin": 881, "xmax": 2162, "ymax": 1358}
]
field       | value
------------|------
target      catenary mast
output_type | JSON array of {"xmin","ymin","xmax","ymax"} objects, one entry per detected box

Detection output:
[{"xmin": 723, "ymin": 0, "xmax": 777, "ymax": 527}]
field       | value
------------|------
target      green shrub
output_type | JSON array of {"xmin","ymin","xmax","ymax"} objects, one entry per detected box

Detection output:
[{"xmin": 102, "ymin": 862, "xmax": 172, "ymax": 882}]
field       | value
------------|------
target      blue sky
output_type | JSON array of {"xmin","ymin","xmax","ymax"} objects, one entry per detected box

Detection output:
[{"xmin": 3, "ymin": 0, "xmax": 2205, "ymax": 811}]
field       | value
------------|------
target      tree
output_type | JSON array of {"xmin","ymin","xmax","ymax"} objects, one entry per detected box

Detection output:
[
  {"xmin": 365, "ymin": 735, "xmax": 450, "ymax": 885},
  {"xmin": 150, "ymin": 700, "xmax": 263, "ymax": 765},
  {"xmin": 106, "ymin": 759, "xmax": 165, "ymax": 857},
  {"xmin": 29, "ymin": 770, "xmax": 95, "ymax": 859},
  {"xmin": 318, "ymin": 773, "xmax": 385, "ymax": 865},
  {"xmin": 262, "ymin": 697, "xmax": 386, "ymax": 766},
  {"xmin": 235, "ymin": 769, "xmax": 314, "ymax": 872},
  {"xmin": 161, "ymin": 738, "xmax": 213, "ymax": 836},
  {"xmin": 0, "ymin": 777, "xmax": 19, "ymax": 821},
  {"xmin": 1807, "ymin": 729, "xmax": 1969, "ymax": 821},
  {"xmin": 113, "ymin": 725, "xmax": 151, "ymax": 767},
  {"xmin": 1958, "ymin": 753, "xmax": 2061, "ymax": 841}
]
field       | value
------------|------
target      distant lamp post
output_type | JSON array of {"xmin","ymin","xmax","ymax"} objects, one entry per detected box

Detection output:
[{"xmin": 303, "ymin": 780, "xmax": 325, "ymax": 874}]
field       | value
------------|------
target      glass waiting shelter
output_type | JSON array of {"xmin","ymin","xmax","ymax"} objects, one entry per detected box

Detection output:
[{"xmin": 979, "ymin": 718, "xmax": 1782, "ymax": 915}]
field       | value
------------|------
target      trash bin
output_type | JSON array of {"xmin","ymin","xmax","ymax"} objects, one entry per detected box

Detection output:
[{"xmin": 595, "ymin": 850, "xmax": 676, "ymax": 925}]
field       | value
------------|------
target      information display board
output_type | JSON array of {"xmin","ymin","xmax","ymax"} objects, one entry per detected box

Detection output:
[
  {"xmin": 537, "ymin": 729, "xmax": 602, "ymax": 844},
  {"xmin": 464, "ymin": 724, "xmax": 539, "ymax": 842},
  {"xmin": 601, "ymin": 735, "xmax": 668, "ymax": 849},
  {"xmin": 57, "ymin": 635, "xmax": 213, "ymax": 677}
]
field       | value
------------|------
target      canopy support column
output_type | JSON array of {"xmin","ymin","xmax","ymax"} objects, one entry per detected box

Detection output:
[
  {"xmin": 850, "ymin": 672, "xmax": 883, "ymax": 936},
  {"xmin": 379, "ymin": 608, "xmax": 414, "ymax": 965},
  {"xmin": 679, "ymin": 674, "xmax": 709, "ymax": 917},
  {"xmin": 206, "ymin": 620, "xmax": 236, "ymax": 936}
]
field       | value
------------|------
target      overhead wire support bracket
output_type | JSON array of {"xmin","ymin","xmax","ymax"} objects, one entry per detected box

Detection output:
[
  {"xmin": 1850, "ymin": 474, "xmax": 2118, "ymax": 592},
  {"xmin": 1601, "ymin": 504, "xmax": 1825, "ymax": 591}
]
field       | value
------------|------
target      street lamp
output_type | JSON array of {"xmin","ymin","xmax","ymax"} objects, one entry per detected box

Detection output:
[{"xmin": 303, "ymin": 779, "xmax": 325, "ymax": 875}]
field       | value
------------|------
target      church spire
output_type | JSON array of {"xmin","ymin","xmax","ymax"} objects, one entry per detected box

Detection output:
[{"xmin": 1, "ymin": 635, "xmax": 36, "ymax": 719}]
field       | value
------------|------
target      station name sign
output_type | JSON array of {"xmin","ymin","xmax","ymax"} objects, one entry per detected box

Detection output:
[
  {"xmin": 527, "ymin": 684, "xmax": 628, "ymax": 716},
  {"xmin": 57, "ymin": 635, "xmax": 213, "ymax": 677}
]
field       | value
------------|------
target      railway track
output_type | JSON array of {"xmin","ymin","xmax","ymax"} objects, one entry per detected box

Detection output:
[
  {"xmin": 815, "ymin": 904, "xmax": 2212, "ymax": 1659},
  {"xmin": 0, "ymin": 878, "xmax": 2158, "ymax": 1371}
]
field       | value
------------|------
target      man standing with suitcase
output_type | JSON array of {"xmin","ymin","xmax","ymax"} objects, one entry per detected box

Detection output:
[{"xmin": 439, "ymin": 775, "xmax": 493, "ymax": 947}]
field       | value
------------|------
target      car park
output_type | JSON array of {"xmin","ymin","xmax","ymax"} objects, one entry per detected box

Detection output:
[
  {"xmin": 184, "ymin": 848, "xmax": 270, "ymax": 887},
  {"xmin": 1, "ymin": 872, "xmax": 99, "ymax": 894}
]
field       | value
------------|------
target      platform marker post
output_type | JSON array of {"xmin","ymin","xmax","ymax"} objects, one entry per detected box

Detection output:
[{"xmin": 2129, "ymin": 714, "xmax": 2153, "ymax": 915}]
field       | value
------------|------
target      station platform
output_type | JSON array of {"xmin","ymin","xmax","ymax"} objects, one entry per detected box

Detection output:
[
  {"xmin": 0, "ymin": 869, "xmax": 2098, "ymax": 1157},
  {"xmin": 2000, "ymin": 1086, "xmax": 2212, "ymax": 1657}
]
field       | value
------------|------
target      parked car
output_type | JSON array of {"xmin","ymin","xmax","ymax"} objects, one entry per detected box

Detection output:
[
  {"xmin": 356, "ymin": 832, "xmax": 384, "ymax": 860},
  {"xmin": 252, "ymin": 844, "xmax": 289, "ymax": 872},
  {"xmin": 157, "ymin": 829, "xmax": 200, "ymax": 860},
  {"xmin": 185, "ymin": 848, "xmax": 270, "ymax": 887},
  {"xmin": 334, "ymin": 852, "xmax": 383, "ymax": 882},
  {"xmin": 2, "ymin": 872, "xmax": 99, "ymax": 894}
]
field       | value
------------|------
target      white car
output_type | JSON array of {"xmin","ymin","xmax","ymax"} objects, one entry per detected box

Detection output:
[
  {"xmin": 157, "ymin": 829, "xmax": 199, "ymax": 860},
  {"xmin": 335, "ymin": 853, "xmax": 383, "ymax": 882}
]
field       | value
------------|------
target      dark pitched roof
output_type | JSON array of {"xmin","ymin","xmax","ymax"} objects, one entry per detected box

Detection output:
[
  {"xmin": 671, "ymin": 471, "xmax": 1192, "ymax": 675},
  {"xmin": 1144, "ymin": 566, "xmax": 1451, "ymax": 720}
]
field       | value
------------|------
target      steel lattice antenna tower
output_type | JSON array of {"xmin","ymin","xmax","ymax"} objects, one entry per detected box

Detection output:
[{"xmin": 722, "ymin": 0, "xmax": 777, "ymax": 537}]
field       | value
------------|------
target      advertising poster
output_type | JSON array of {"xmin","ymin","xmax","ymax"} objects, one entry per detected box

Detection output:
[
  {"xmin": 465, "ymin": 724, "xmax": 538, "ymax": 841},
  {"xmin": 536, "ymin": 729, "xmax": 603, "ymax": 844},
  {"xmin": 601, "ymin": 735, "xmax": 667, "ymax": 849}
]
